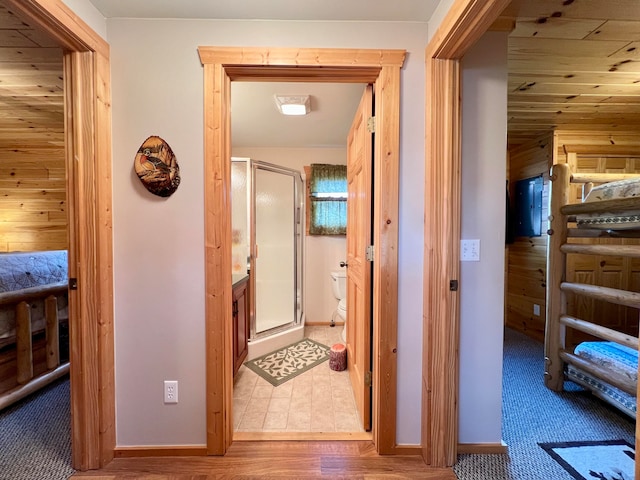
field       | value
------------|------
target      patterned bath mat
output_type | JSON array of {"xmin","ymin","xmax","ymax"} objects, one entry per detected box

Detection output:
[
  {"xmin": 539, "ymin": 439, "xmax": 635, "ymax": 480},
  {"xmin": 244, "ymin": 338, "xmax": 330, "ymax": 386}
]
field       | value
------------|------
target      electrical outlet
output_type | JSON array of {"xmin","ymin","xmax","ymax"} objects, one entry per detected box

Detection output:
[
  {"xmin": 164, "ymin": 380, "xmax": 178, "ymax": 404},
  {"xmin": 533, "ymin": 304, "xmax": 540, "ymax": 316},
  {"xmin": 460, "ymin": 239, "xmax": 480, "ymax": 261}
]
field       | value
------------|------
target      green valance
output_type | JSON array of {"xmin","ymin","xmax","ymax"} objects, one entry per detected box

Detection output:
[{"xmin": 310, "ymin": 164, "xmax": 347, "ymax": 195}]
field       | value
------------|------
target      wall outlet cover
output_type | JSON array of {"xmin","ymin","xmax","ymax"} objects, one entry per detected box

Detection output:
[{"xmin": 164, "ymin": 380, "xmax": 178, "ymax": 404}]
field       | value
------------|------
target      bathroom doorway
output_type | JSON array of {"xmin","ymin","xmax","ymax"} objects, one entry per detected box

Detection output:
[
  {"xmin": 200, "ymin": 46, "xmax": 405, "ymax": 454},
  {"xmin": 229, "ymin": 82, "xmax": 367, "ymax": 436}
]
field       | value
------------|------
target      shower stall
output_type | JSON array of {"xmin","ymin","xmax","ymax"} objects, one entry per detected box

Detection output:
[{"xmin": 231, "ymin": 158, "xmax": 304, "ymax": 359}]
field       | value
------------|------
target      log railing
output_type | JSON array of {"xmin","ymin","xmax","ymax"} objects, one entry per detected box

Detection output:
[
  {"xmin": 0, "ymin": 281, "xmax": 69, "ymax": 410},
  {"xmin": 545, "ymin": 163, "xmax": 640, "ymax": 410}
]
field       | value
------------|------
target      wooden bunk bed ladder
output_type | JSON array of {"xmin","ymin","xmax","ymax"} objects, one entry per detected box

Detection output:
[{"xmin": 545, "ymin": 162, "xmax": 640, "ymax": 415}]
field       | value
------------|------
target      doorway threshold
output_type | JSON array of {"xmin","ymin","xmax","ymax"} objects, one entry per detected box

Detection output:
[{"xmin": 234, "ymin": 431, "xmax": 373, "ymax": 441}]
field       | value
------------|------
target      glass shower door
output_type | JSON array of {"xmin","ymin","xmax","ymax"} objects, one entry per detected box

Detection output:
[{"xmin": 253, "ymin": 163, "xmax": 297, "ymax": 335}]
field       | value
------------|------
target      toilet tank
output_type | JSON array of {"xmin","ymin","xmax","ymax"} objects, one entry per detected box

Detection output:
[{"xmin": 330, "ymin": 270, "xmax": 347, "ymax": 300}]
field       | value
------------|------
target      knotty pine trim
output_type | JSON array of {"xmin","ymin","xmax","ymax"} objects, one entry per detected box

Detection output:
[
  {"xmin": 304, "ymin": 321, "xmax": 344, "ymax": 326},
  {"xmin": 203, "ymin": 62, "xmax": 233, "ymax": 455},
  {"xmin": 390, "ymin": 445, "xmax": 423, "ymax": 455},
  {"xmin": 200, "ymin": 47, "xmax": 404, "ymax": 456},
  {"xmin": 6, "ymin": 0, "xmax": 115, "ymax": 471},
  {"xmin": 457, "ymin": 442, "xmax": 508, "ymax": 455},
  {"xmin": 3, "ymin": 0, "xmax": 109, "ymax": 58},
  {"xmin": 198, "ymin": 47, "xmax": 406, "ymax": 70},
  {"xmin": 114, "ymin": 446, "xmax": 208, "ymax": 458},
  {"xmin": 423, "ymin": 0, "xmax": 511, "ymax": 468}
]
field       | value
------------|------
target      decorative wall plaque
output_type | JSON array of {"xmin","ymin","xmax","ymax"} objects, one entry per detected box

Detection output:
[{"xmin": 134, "ymin": 135, "xmax": 180, "ymax": 197}]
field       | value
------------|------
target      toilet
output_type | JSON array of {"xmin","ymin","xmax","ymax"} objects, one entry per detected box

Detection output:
[{"xmin": 330, "ymin": 270, "xmax": 347, "ymax": 342}]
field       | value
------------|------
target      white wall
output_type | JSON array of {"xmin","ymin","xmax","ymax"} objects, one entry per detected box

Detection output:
[
  {"xmin": 61, "ymin": 0, "xmax": 107, "ymax": 40},
  {"xmin": 107, "ymin": 19, "xmax": 428, "ymax": 446},
  {"xmin": 458, "ymin": 32, "xmax": 508, "ymax": 444},
  {"xmin": 232, "ymin": 147, "xmax": 348, "ymax": 326}
]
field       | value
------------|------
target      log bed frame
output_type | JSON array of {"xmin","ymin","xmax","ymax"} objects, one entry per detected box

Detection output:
[
  {"xmin": 0, "ymin": 281, "xmax": 69, "ymax": 410},
  {"xmin": 546, "ymin": 162, "xmax": 639, "ymax": 414}
]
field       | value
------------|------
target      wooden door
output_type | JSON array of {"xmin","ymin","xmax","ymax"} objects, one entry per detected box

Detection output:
[{"xmin": 346, "ymin": 84, "xmax": 373, "ymax": 431}]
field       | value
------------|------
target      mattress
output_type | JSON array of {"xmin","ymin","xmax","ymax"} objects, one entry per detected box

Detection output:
[
  {"xmin": 0, "ymin": 250, "xmax": 67, "ymax": 293},
  {"xmin": 565, "ymin": 341, "xmax": 637, "ymax": 418},
  {"xmin": 0, "ymin": 251, "xmax": 68, "ymax": 341},
  {"xmin": 576, "ymin": 177, "xmax": 640, "ymax": 229}
]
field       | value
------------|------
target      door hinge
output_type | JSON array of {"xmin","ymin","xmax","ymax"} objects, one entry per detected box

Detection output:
[
  {"xmin": 449, "ymin": 280, "xmax": 458, "ymax": 291},
  {"xmin": 366, "ymin": 245, "xmax": 374, "ymax": 262},
  {"xmin": 367, "ymin": 116, "xmax": 376, "ymax": 133},
  {"xmin": 69, "ymin": 278, "xmax": 78, "ymax": 290},
  {"xmin": 365, "ymin": 371, "xmax": 372, "ymax": 387}
]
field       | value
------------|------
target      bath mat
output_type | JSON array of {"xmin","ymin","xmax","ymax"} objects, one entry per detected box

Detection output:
[
  {"xmin": 244, "ymin": 338, "xmax": 330, "ymax": 386},
  {"xmin": 539, "ymin": 439, "xmax": 634, "ymax": 480}
]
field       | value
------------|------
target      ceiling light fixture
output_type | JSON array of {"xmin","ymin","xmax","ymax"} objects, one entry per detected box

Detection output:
[{"xmin": 274, "ymin": 94, "xmax": 311, "ymax": 116}]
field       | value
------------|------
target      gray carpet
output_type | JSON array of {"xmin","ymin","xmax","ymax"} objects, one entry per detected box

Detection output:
[
  {"xmin": 0, "ymin": 330, "xmax": 634, "ymax": 479},
  {"xmin": 454, "ymin": 327, "xmax": 635, "ymax": 480},
  {"xmin": 0, "ymin": 377, "xmax": 74, "ymax": 480}
]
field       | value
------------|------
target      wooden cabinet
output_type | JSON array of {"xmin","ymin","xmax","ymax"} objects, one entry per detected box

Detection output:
[{"xmin": 232, "ymin": 276, "xmax": 249, "ymax": 376}]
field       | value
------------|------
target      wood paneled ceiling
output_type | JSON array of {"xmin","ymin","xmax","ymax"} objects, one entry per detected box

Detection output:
[
  {"xmin": 0, "ymin": 3, "xmax": 63, "ymax": 150},
  {"xmin": 503, "ymin": 0, "xmax": 640, "ymax": 146},
  {"xmin": 3, "ymin": 0, "xmax": 640, "ymax": 150}
]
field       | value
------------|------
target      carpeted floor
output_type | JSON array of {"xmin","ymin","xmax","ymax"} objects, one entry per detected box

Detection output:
[
  {"xmin": 0, "ymin": 329, "xmax": 635, "ymax": 479},
  {"xmin": 0, "ymin": 376, "xmax": 73, "ymax": 480},
  {"xmin": 454, "ymin": 327, "xmax": 636, "ymax": 480}
]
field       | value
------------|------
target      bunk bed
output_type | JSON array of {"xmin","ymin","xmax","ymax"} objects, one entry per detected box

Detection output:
[
  {"xmin": 546, "ymin": 161, "xmax": 640, "ymax": 418},
  {"xmin": 0, "ymin": 250, "xmax": 69, "ymax": 410}
]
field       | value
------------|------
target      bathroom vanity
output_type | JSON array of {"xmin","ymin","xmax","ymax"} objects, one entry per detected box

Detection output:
[{"xmin": 232, "ymin": 274, "xmax": 250, "ymax": 375}]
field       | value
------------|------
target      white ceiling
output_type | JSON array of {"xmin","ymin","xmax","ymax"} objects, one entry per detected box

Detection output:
[
  {"xmin": 231, "ymin": 82, "xmax": 366, "ymax": 148},
  {"xmin": 85, "ymin": 0, "xmax": 439, "ymax": 148},
  {"xmin": 86, "ymin": 0, "xmax": 439, "ymax": 22}
]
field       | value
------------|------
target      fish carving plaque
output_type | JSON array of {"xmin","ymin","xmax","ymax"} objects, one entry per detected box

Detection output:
[{"xmin": 134, "ymin": 135, "xmax": 180, "ymax": 197}]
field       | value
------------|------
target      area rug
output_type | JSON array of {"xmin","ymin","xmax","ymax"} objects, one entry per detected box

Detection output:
[
  {"xmin": 244, "ymin": 338, "xmax": 330, "ymax": 386},
  {"xmin": 539, "ymin": 440, "xmax": 635, "ymax": 480}
]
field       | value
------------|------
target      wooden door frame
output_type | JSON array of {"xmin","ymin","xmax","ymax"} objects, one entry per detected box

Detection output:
[
  {"xmin": 4, "ymin": 0, "xmax": 114, "ymax": 471},
  {"xmin": 197, "ymin": 47, "xmax": 404, "ymax": 455},
  {"xmin": 422, "ymin": 0, "xmax": 513, "ymax": 467}
]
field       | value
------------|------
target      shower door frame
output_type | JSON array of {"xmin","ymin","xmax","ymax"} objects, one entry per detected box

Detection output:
[{"xmin": 249, "ymin": 160, "xmax": 303, "ymax": 340}]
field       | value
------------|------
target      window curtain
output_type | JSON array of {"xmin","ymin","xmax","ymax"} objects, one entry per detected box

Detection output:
[{"xmin": 309, "ymin": 164, "xmax": 347, "ymax": 235}]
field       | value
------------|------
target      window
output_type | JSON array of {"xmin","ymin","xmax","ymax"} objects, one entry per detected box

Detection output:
[{"xmin": 305, "ymin": 163, "xmax": 347, "ymax": 235}]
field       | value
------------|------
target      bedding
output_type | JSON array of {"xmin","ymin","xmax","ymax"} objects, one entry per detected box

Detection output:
[
  {"xmin": 0, "ymin": 250, "xmax": 67, "ymax": 292},
  {"xmin": 0, "ymin": 250, "xmax": 68, "ymax": 342},
  {"xmin": 576, "ymin": 177, "xmax": 640, "ymax": 229},
  {"xmin": 565, "ymin": 341, "xmax": 637, "ymax": 418}
]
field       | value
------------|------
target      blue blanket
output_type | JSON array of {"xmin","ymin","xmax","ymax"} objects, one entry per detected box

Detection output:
[
  {"xmin": 0, "ymin": 250, "xmax": 68, "ymax": 293},
  {"xmin": 566, "ymin": 341, "xmax": 637, "ymax": 418}
]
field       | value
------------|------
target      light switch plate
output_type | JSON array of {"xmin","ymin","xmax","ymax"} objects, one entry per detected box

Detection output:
[{"xmin": 461, "ymin": 239, "xmax": 480, "ymax": 261}]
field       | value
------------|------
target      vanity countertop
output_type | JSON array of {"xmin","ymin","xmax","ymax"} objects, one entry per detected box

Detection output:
[{"xmin": 232, "ymin": 273, "xmax": 249, "ymax": 288}]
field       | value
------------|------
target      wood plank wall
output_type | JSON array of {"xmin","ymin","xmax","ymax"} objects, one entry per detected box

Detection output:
[
  {"xmin": 506, "ymin": 133, "xmax": 553, "ymax": 342},
  {"xmin": 0, "ymin": 4, "xmax": 67, "ymax": 253},
  {"xmin": 0, "ymin": 146, "xmax": 67, "ymax": 252},
  {"xmin": 507, "ymin": 128, "xmax": 640, "ymax": 344}
]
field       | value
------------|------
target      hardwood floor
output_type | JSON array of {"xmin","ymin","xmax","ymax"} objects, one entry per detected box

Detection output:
[{"xmin": 71, "ymin": 441, "xmax": 457, "ymax": 479}]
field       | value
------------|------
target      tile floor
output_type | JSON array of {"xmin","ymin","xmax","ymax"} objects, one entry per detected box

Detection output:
[{"xmin": 233, "ymin": 325, "xmax": 364, "ymax": 433}]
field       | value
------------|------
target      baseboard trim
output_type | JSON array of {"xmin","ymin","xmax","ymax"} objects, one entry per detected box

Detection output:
[
  {"xmin": 114, "ymin": 445, "xmax": 208, "ymax": 457},
  {"xmin": 304, "ymin": 321, "xmax": 344, "ymax": 326},
  {"xmin": 390, "ymin": 444, "xmax": 422, "ymax": 455},
  {"xmin": 457, "ymin": 442, "xmax": 508, "ymax": 454}
]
